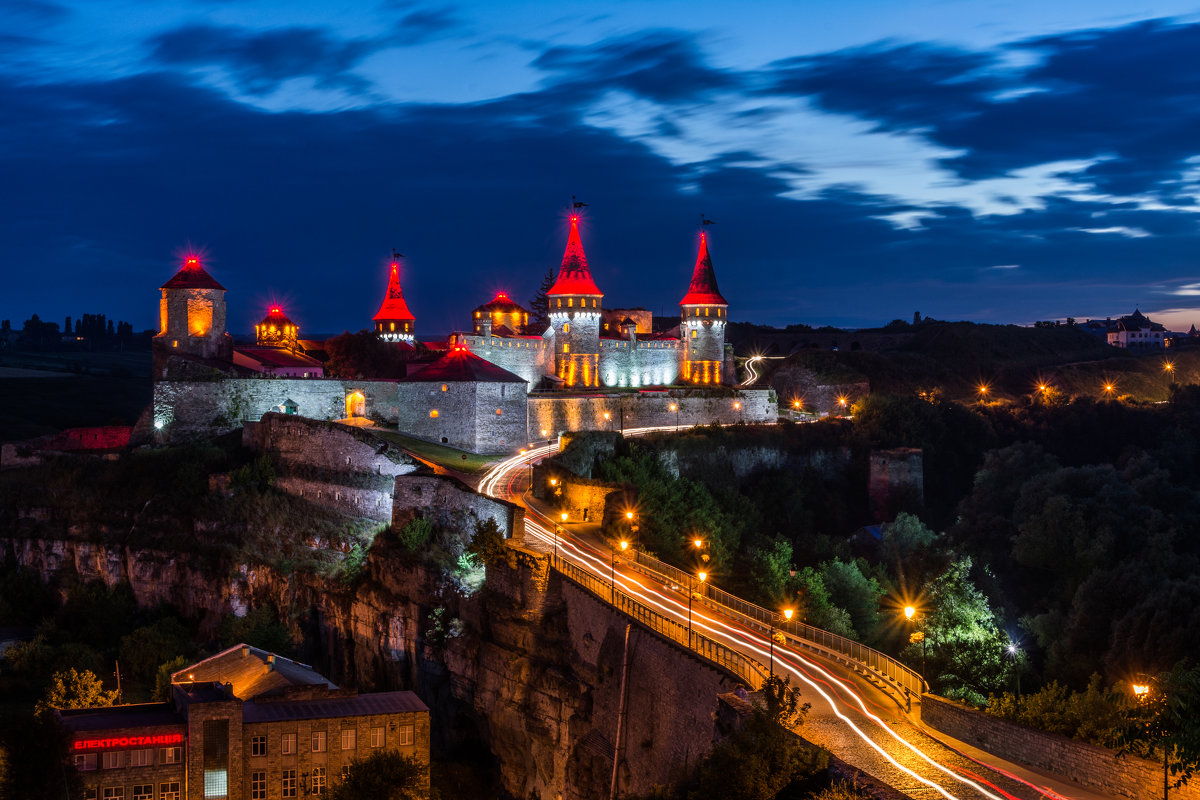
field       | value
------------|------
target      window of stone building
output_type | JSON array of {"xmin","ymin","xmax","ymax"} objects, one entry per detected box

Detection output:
[
  {"xmin": 563, "ymin": 323, "xmax": 569, "ymax": 333},
  {"xmin": 429, "ymin": 409, "xmax": 438, "ymax": 418},
  {"xmin": 160, "ymin": 783, "xmax": 180, "ymax": 800},
  {"xmin": 342, "ymin": 765, "xmax": 351, "ymax": 779},
  {"xmin": 312, "ymin": 767, "xmax": 327, "ymax": 795},
  {"xmin": 250, "ymin": 771, "xmax": 266, "ymax": 800},
  {"xmin": 281, "ymin": 770, "xmax": 297, "ymax": 798},
  {"xmin": 102, "ymin": 788, "xmax": 124, "ymax": 800},
  {"xmin": 202, "ymin": 719, "xmax": 230, "ymax": 799},
  {"xmin": 161, "ymin": 747, "xmax": 182, "ymax": 764},
  {"xmin": 251, "ymin": 736, "xmax": 266, "ymax": 757},
  {"xmin": 130, "ymin": 749, "xmax": 152, "ymax": 767},
  {"xmin": 371, "ymin": 727, "xmax": 385, "ymax": 748},
  {"xmin": 102, "ymin": 751, "xmax": 123, "ymax": 769},
  {"xmin": 74, "ymin": 753, "xmax": 98, "ymax": 771},
  {"xmin": 398, "ymin": 724, "xmax": 414, "ymax": 746},
  {"xmin": 340, "ymin": 728, "xmax": 356, "ymax": 750},
  {"xmin": 132, "ymin": 785, "xmax": 152, "ymax": 800},
  {"xmin": 312, "ymin": 730, "xmax": 327, "ymax": 753},
  {"xmin": 84, "ymin": 789, "xmax": 98, "ymax": 800},
  {"xmin": 441, "ymin": 384, "xmax": 447, "ymax": 391},
  {"xmin": 495, "ymin": 409, "xmax": 503, "ymax": 415}
]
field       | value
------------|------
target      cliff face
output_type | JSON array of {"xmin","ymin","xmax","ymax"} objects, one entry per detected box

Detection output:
[{"xmin": 6, "ymin": 536, "xmax": 734, "ymax": 800}]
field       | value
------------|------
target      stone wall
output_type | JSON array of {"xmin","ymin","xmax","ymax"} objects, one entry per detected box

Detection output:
[
  {"xmin": 462, "ymin": 333, "xmax": 552, "ymax": 388},
  {"xmin": 527, "ymin": 388, "xmax": 776, "ymax": 441},
  {"xmin": 273, "ymin": 476, "xmax": 394, "ymax": 523},
  {"xmin": 396, "ymin": 380, "xmax": 529, "ymax": 454},
  {"xmin": 392, "ymin": 474, "xmax": 526, "ymax": 543},
  {"xmin": 921, "ymin": 694, "xmax": 1199, "ymax": 800},
  {"xmin": 152, "ymin": 378, "xmax": 398, "ymax": 442},
  {"xmin": 770, "ymin": 363, "xmax": 870, "ymax": 415},
  {"xmin": 597, "ymin": 338, "xmax": 681, "ymax": 387},
  {"xmin": 868, "ymin": 448, "xmax": 924, "ymax": 522},
  {"xmin": 472, "ymin": 381, "xmax": 529, "ymax": 453}
]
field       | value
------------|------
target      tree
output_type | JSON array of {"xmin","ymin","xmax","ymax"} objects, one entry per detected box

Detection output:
[
  {"xmin": 324, "ymin": 330, "xmax": 411, "ymax": 379},
  {"xmin": 35, "ymin": 668, "xmax": 118, "ymax": 716},
  {"xmin": 527, "ymin": 267, "xmax": 555, "ymax": 333},
  {"xmin": 119, "ymin": 617, "xmax": 195, "ymax": 696},
  {"xmin": 1112, "ymin": 662, "xmax": 1200, "ymax": 800},
  {"xmin": 154, "ymin": 656, "xmax": 190, "ymax": 701},
  {"xmin": 329, "ymin": 750, "xmax": 428, "ymax": 800},
  {"xmin": 689, "ymin": 676, "xmax": 826, "ymax": 800}
]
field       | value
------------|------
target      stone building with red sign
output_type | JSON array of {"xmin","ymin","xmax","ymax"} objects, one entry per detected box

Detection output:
[{"xmin": 58, "ymin": 644, "xmax": 429, "ymax": 800}]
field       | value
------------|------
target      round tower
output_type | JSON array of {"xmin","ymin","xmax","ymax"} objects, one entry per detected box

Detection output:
[
  {"xmin": 255, "ymin": 306, "xmax": 300, "ymax": 351},
  {"xmin": 373, "ymin": 256, "xmax": 416, "ymax": 343},
  {"xmin": 154, "ymin": 254, "xmax": 233, "ymax": 360},
  {"xmin": 547, "ymin": 213, "xmax": 603, "ymax": 387},
  {"xmin": 679, "ymin": 231, "xmax": 728, "ymax": 384}
]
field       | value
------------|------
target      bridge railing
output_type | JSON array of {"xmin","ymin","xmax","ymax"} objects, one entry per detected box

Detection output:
[
  {"xmin": 627, "ymin": 548, "xmax": 926, "ymax": 701},
  {"xmin": 553, "ymin": 554, "xmax": 767, "ymax": 692}
]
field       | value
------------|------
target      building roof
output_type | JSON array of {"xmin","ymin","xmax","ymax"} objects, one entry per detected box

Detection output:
[
  {"xmin": 172, "ymin": 644, "xmax": 336, "ymax": 701},
  {"xmin": 373, "ymin": 260, "xmax": 416, "ymax": 322},
  {"xmin": 260, "ymin": 306, "xmax": 296, "ymax": 330},
  {"xmin": 244, "ymin": 691, "xmax": 427, "ymax": 724},
  {"xmin": 474, "ymin": 291, "xmax": 528, "ymax": 316},
  {"xmin": 400, "ymin": 345, "xmax": 527, "ymax": 384},
  {"xmin": 160, "ymin": 255, "xmax": 225, "ymax": 291},
  {"xmin": 547, "ymin": 215, "xmax": 603, "ymax": 297},
  {"xmin": 1110, "ymin": 309, "xmax": 1165, "ymax": 333},
  {"xmin": 680, "ymin": 231, "xmax": 727, "ymax": 306},
  {"xmin": 58, "ymin": 703, "xmax": 184, "ymax": 733},
  {"xmin": 234, "ymin": 347, "xmax": 324, "ymax": 369}
]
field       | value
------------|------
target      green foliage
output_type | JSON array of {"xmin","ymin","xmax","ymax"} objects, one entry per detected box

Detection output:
[
  {"xmin": 793, "ymin": 568, "xmax": 855, "ymax": 639},
  {"xmin": 218, "ymin": 604, "xmax": 295, "ymax": 658},
  {"xmin": 329, "ymin": 750, "xmax": 427, "ymax": 800},
  {"xmin": 154, "ymin": 655, "xmax": 190, "ymax": 701},
  {"xmin": 810, "ymin": 781, "xmax": 874, "ymax": 800},
  {"xmin": 985, "ymin": 673, "xmax": 1124, "ymax": 745},
  {"xmin": 879, "ymin": 512, "xmax": 942, "ymax": 591},
  {"xmin": 229, "ymin": 454, "xmax": 276, "ymax": 493},
  {"xmin": 119, "ymin": 617, "xmax": 196, "ymax": 696},
  {"xmin": 816, "ymin": 559, "xmax": 884, "ymax": 642},
  {"xmin": 324, "ymin": 330, "xmax": 412, "ymax": 379},
  {"xmin": 1111, "ymin": 662, "xmax": 1200, "ymax": 795},
  {"xmin": 35, "ymin": 668, "xmax": 118, "ymax": 715},
  {"xmin": 467, "ymin": 518, "xmax": 507, "ymax": 567},
  {"xmin": 689, "ymin": 676, "xmax": 826, "ymax": 800},
  {"xmin": 396, "ymin": 517, "xmax": 434, "ymax": 552}
]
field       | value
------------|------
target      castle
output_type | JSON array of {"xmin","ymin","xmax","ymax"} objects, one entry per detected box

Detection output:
[{"xmin": 151, "ymin": 215, "xmax": 775, "ymax": 452}]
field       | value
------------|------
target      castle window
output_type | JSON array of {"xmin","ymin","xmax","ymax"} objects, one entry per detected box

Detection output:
[
  {"xmin": 496, "ymin": 409, "xmax": 503, "ymax": 415},
  {"xmin": 563, "ymin": 343, "xmax": 570, "ymax": 353},
  {"xmin": 563, "ymin": 323, "xmax": 569, "ymax": 333},
  {"xmin": 430, "ymin": 409, "xmax": 439, "ymax": 418},
  {"xmin": 390, "ymin": 322, "xmax": 395, "ymax": 331},
  {"xmin": 441, "ymin": 384, "xmax": 447, "ymax": 391},
  {"xmin": 557, "ymin": 299, "xmax": 561, "ymax": 308},
  {"xmin": 705, "ymin": 308, "xmax": 710, "ymax": 316},
  {"xmin": 568, "ymin": 298, "xmax": 573, "ymax": 307}
]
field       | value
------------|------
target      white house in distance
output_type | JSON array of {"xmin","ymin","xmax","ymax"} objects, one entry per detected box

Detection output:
[{"xmin": 1106, "ymin": 309, "xmax": 1165, "ymax": 350}]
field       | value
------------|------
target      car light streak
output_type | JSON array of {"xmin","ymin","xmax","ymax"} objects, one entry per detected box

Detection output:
[{"xmin": 481, "ymin": 430, "xmax": 1082, "ymax": 800}]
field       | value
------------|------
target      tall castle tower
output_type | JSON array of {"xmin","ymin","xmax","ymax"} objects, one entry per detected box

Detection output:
[
  {"xmin": 154, "ymin": 254, "xmax": 233, "ymax": 360},
  {"xmin": 680, "ymin": 231, "xmax": 728, "ymax": 384},
  {"xmin": 547, "ymin": 213, "xmax": 604, "ymax": 387},
  {"xmin": 373, "ymin": 256, "xmax": 416, "ymax": 343}
]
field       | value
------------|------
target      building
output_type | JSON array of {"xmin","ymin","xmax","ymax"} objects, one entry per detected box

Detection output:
[
  {"xmin": 154, "ymin": 255, "xmax": 233, "ymax": 361},
  {"xmin": 1106, "ymin": 309, "xmax": 1165, "ymax": 350},
  {"xmin": 373, "ymin": 257, "xmax": 416, "ymax": 344},
  {"xmin": 59, "ymin": 644, "xmax": 429, "ymax": 800},
  {"xmin": 232, "ymin": 307, "xmax": 325, "ymax": 378}
]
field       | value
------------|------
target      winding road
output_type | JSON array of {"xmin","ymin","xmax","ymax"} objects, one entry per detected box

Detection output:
[{"xmin": 477, "ymin": 431, "xmax": 1113, "ymax": 800}]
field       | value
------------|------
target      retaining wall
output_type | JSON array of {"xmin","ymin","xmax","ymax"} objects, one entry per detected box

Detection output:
[
  {"xmin": 527, "ymin": 388, "xmax": 776, "ymax": 441},
  {"xmin": 392, "ymin": 474, "xmax": 526, "ymax": 543},
  {"xmin": 921, "ymin": 694, "xmax": 1199, "ymax": 800}
]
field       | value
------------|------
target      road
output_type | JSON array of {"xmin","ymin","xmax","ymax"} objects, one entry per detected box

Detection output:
[{"xmin": 477, "ymin": 431, "xmax": 1116, "ymax": 800}]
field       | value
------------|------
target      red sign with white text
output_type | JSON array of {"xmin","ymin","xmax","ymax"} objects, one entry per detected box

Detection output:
[{"xmin": 74, "ymin": 733, "xmax": 184, "ymax": 750}]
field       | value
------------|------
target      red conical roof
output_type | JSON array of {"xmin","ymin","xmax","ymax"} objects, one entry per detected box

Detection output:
[
  {"xmin": 679, "ymin": 231, "xmax": 727, "ymax": 306},
  {"xmin": 373, "ymin": 260, "xmax": 415, "ymax": 322},
  {"xmin": 547, "ymin": 215, "xmax": 603, "ymax": 296},
  {"xmin": 161, "ymin": 255, "xmax": 225, "ymax": 291}
]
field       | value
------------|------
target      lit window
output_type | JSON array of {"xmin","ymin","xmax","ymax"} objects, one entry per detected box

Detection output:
[
  {"xmin": 312, "ymin": 767, "xmax": 326, "ymax": 795},
  {"xmin": 341, "ymin": 728, "xmax": 356, "ymax": 750},
  {"xmin": 311, "ymin": 730, "xmax": 326, "ymax": 753},
  {"xmin": 281, "ymin": 733, "xmax": 296, "ymax": 755},
  {"xmin": 103, "ymin": 789, "xmax": 124, "ymax": 800},
  {"xmin": 342, "ymin": 765, "xmax": 351, "ymax": 779},
  {"xmin": 251, "ymin": 736, "xmax": 266, "ymax": 757},
  {"xmin": 495, "ymin": 409, "xmax": 503, "ymax": 415},
  {"xmin": 74, "ymin": 753, "xmax": 98, "ymax": 771},
  {"xmin": 251, "ymin": 772, "xmax": 267, "ymax": 800},
  {"xmin": 371, "ymin": 727, "xmax": 385, "ymax": 748},
  {"xmin": 563, "ymin": 343, "xmax": 569, "ymax": 353},
  {"xmin": 441, "ymin": 384, "xmax": 447, "ymax": 391},
  {"xmin": 691, "ymin": 330, "xmax": 697, "ymax": 338},
  {"xmin": 103, "ymin": 751, "xmax": 123, "ymax": 769},
  {"xmin": 390, "ymin": 322, "xmax": 395, "ymax": 331},
  {"xmin": 398, "ymin": 724, "xmax": 415, "ymax": 746},
  {"xmin": 133, "ymin": 786, "xmax": 153, "ymax": 800},
  {"xmin": 160, "ymin": 746, "xmax": 181, "ymax": 764},
  {"xmin": 430, "ymin": 409, "xmax": 438, "ymax": 418},
  {"xmin": 160, "ymin": 783, "xmax": 180, "ymax": 800},
  {"xmin": 568, "ymin": 298, "xmax": 573, "ymax": 307}
]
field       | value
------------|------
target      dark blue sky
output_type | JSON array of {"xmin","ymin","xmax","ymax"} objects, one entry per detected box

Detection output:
[{"xmin": 4, "ymin": 0, "xmax": 1200, "ymax": 336}]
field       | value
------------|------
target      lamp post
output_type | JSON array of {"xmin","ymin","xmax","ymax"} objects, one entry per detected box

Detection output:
[
  {"xmin": 604, "ymin": 411, "xmax": 611, "ymax": 430},
  {"xmin": 556, "ymin": 511, "xmax": 567, "ymax": 563},
  {"xmin": 611, "ymin": 540, "xmax": 628, "ymax": 602},
  {"xmin": 688, "ymin": 571, "xmax": 707, "ymax": 648},
  {"xmin": 905, "ymin": 605, "xmax": 926, "ymax": 676},
  {"xmin": 669, "ymin": 402, "xmax": 679, "ymax": 431},
  {"xmin": 1007, "ymin": 643, "xmax": 1022, "ymax": 708},
  {"xmin": 769, "ymin": 608, "xmax": 794, "ymax": 679}
]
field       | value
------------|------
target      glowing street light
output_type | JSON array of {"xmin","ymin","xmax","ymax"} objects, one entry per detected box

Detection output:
[
  {"xmin": 977, "ymin": 383, "xmax": 990, "ymax": 401},
  {"xmin": 903, "ymin": 605, "xmax": 926, "ymax": 675},
  {"xmin": 611, "ymin": 539, "xmax": 629, "ymax": 603},
  {"xmin": 1133, "ymin": 683, "xmax": 1151, "ymax": 698},
  {"xmin": 1103, "ymin": 382, "xmax": 1116, "ymax": 397},
  {"xmin": 769, "ymin": 608, "xmax": 795, "ymax": 679},
  {"xmin": 688, "ymin": 571, "xmax": 707, "ymax": 648},
  {"xmin": 1007, "ymin": 642, "xmax": 1022, "ymax": 706}
]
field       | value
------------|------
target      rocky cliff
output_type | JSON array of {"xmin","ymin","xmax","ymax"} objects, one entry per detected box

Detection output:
[{"xmin": 5, "ymin": 535, "xmax": 736, "ymax": 799}]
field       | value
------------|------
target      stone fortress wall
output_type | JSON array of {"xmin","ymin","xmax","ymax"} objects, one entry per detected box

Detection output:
[
  {"xmin": 597, "ymin": 336, "xmax": 681, "ymax": 388},
  {"xmin": 459, "ymin": 333, "xmax": 553, "ymax": 387},
  {"xmin": 396, "ymin": 380, "xmax": 529, "ymax": 454},
  {"xmin": 152, "ymin": 378, "xmax": 399, "ymax": 442},
  {"xmin": 527, "ymin": 388, "xmax": 776, "ymax": 441},
  {"xmin": 391, "ymin": 474, "xmax": 526, "ymax": 543}
]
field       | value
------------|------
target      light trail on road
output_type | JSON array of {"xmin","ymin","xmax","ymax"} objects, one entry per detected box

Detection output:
[
  {"xmin": 740, "ymin": 354, "xmax": 785, "ymax": 386},
  {"xmin": 478, "ymin": 430, "xmax": 1080, "ymax": 800}
]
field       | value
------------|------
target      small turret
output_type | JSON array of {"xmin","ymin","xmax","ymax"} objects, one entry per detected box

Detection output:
[
  {"xmin": 255, "ymin": 306, "xmax": 300, "ymax": 351},
  {"xmin": 547, "ymin": 213, "xmax": 603, "ymax": 387},
  {"xmin": 154, "ymin": 254, "xmax": 233, "ymax": 361},
  {"xmin": 373, "ymin": 255, "xmax": 416, "ymax": 343},
  {"xmin": 680, "ymin": 231, "xmax": 728, "ymax": 384}
]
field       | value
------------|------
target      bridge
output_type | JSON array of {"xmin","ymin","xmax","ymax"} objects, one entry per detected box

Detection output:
[{"xmin": 479, "ymin": 428, "xmax": 1107, "ymax": 800}]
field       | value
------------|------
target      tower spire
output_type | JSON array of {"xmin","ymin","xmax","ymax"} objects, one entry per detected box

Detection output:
[
  {"xmin": 548, "ymin": 212, "xmax": 602, "ymax": 296},
  {"xmin": 373, "ymin": 253, "xmax": 415, "ymax": 342},
  {"xmin": 680, "ymin": 230, "xmax": 727, "ymax": 306}
]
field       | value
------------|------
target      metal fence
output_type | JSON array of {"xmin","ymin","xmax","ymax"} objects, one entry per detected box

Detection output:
[
  {"xmin": 627, "ymin": 548, "xmax": 927, "ymax": 703},
  {"xmin": 554, "ymin": 555, "xmax": 766, "ymax": 692}
]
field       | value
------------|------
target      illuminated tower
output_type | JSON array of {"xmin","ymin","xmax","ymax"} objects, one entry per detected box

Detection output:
[
  {"xmin": 679, "ymin": 231, "xmax": 728, "ymax": 384},
  {"xmin": 373, "ymin": 256, "xmax": 416, "ymax": 343},
  {"xmin": 155, "ymin": 254, "xmax": 233, "ymax": 360},
  {"xmin": 547, "ymin": 213, "xmax": 603, "ymax": 387},
  {"xmin": 255, "ymin": 306, "xmax": 300, "ymax": 351}
]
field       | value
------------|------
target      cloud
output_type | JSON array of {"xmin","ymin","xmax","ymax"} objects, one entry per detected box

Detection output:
[
  {"xmin": 389, "ymin": 6, "xmax": 465, "ymax": 46},
  {"xmin": 147, "ymin": 23, "xmax": 382, "ymax": 95},
  {"xmin": 0, "ymin": 0, "xmax": 68, "ymax": 23}
]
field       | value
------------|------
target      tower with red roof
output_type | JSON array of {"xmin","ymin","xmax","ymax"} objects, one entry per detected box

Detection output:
[
  {"xmin": 547, "ymin": 213, "xmax": 604, "ymax": 387},
  {"xmin": 373, "ymin": 257, "xmax": 416, "ymax": 344},
  {"xmin": 679, "ymin": 231, "xmax": 728, "ymax": 384},
  {"xmin": 154, "ymin": 254, "xmax": 233, "ymax": 361},
  {"xmin": 255, "ymin": 306, "xmax": 300, "ymax": 351}
]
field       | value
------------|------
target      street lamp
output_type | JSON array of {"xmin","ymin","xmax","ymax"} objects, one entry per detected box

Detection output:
[
  {"xmin": 904, "ymin": 605, "xmax": 926, "ymax": 676},
  {"xmin": 1007, "ymin": 642, "xmax": 1022, "ymax": 707},
  {"xmin": 977, "ymin": 383, "xmax": 990, "ymax": 403},
  {"xmin": 688, "ymin": 571, "xmax": 707, "ymax": 648},
  {"xmin": 611, "ymin": 540, "xmax": 628, "ymax": 603},
  {"xmin": 769, "ymin": 608, "xmax": 795, "ymax": 679},
  {"xmin": 604, "ymin": 411, "xmax": 611, "ymax": 430},
  {"xmin": 1103, "ymin": 382, "xmax": 1115, "ymax": 398},
  {"xmin": 669, "ymin": 402, "xmax": 679, "ymax": 431}
]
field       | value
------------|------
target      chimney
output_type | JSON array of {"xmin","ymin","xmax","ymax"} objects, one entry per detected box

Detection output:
[
  {"xmin": 267, "ymin": 654, "xmax": 276, "ymax": 671},
  {"xmin": 241, "ymin": 645, "xmax": 250, "ymax": 658}
]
